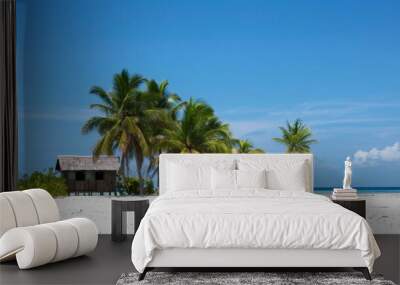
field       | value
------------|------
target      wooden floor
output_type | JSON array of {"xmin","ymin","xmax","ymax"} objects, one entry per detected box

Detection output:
[{"xmin": 0, "ymin": 235, "xmax": 399, "ymax": 285}]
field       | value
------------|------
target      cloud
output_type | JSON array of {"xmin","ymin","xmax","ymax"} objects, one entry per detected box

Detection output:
[
  {"xmin": 220, "ymin": 99, "xmax": 400, "ymax": 140},
  {"xmin": 353, "ymin": 142, "xmax": 400, "ymax": 165},
  {"xmin": 222, "ymin": 101, "xmax": 400, "ymax": 118},
  {"xmin": 308, "ymin": 117, "xmax": 400, "ymax": 127}
]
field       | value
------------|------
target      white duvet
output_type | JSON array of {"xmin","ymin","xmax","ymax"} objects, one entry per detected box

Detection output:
[{"xmin": 131, "ymin": 190, "xmax": 380, "ymax": 273}]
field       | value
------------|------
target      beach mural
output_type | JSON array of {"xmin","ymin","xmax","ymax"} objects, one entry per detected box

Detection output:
[{"xmin": 16, "ymin": 0, "xmax": 400, "ymax": 192}]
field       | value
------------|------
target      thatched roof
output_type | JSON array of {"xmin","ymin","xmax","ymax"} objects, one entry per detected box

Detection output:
[{"xmin": 56, "ymin": 155, "xmax": 120, "ymax": 171}]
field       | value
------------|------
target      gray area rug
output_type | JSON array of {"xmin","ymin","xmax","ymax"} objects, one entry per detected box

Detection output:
[{"xmin": 116, "ymin": 272, "xmax": 396, "ymax": 285}]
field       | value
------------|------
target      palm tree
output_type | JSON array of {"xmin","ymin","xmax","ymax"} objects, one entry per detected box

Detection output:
[
  {"xmin": 144, "ymin": 79, "xmax": 181, "ymax": 113},
  {"xmin": 272, "ymin": 119, "xmax": 317, "ymax": 153},
  {"xmin": 234, "ymin": 139, "xmax": 265, "ymax": 153},
  {"xmin": 81, "ymin": 69, "xmax": 148, "ymax": 181},
  {"xmin": 143, "ymin": 79, "xmax": 181, "ymax": 179},
  {"xmin": 161, "ymin": 98, "xmax": 234, "ymax": 153}
]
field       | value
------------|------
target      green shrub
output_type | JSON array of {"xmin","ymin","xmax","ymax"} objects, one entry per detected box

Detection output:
[
  {"xmin": 17, "ymin": 168, "xmax": 68, "ymax": 197},
  {"xmin": 144, "ymin": 179, "xmax": 158, "ymax": 195},
  {"xmin": 119, "ymin": 177, "xmax": 158, "ymax": 195},
  {"xmin": 120, "ymin": 177, "xmax": 140, "ymax": 195}
]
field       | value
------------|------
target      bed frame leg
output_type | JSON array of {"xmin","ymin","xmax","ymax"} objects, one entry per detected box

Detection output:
[
  {"xmin": 354, "ymin": 267, "xmax": 371, "ymax": 280},
  {"xmin": 138, "ymin": 268, "xmax": 148, "ymax": 281}
]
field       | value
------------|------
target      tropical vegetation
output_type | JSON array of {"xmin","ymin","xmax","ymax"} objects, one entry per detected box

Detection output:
[
  {"xmin": 234, "ymin": 139, "xmax": 265, "ymax": 154},
  {"xmin": 17, "ymin": 168, "xmax": 68, "ymax": 197},
  {"xmin": 82, "ymin": 69, "xmax": 317, "ymax": 195},
  {"xmin": 160, "ymin": 98, "xmax": 234, "ymax": 153},
  {"xmin": 82, "ymin": 70, "xmax": 244, "ymax": 194},
  {"xmin": 81, "ymin": 70, "xmax": 180, "ymax": 194},
  {"xmin": 119, "ymin": 176, "xmax": 157, "ymax": 195},
  {"xmin": 272, "ymin": 119, "xmax": 317, "ymax": 153}
]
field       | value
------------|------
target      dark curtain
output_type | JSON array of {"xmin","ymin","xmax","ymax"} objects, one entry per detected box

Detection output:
[{"xmin": 0, "ymin": 0, "xmax": 17, "ymax": 192}]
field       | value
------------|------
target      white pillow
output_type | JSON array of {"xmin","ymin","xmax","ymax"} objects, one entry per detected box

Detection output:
[
  {"xmin": 167, "ymin": 162, "xmax": 211, "ymax": 191},
  {"xmin": 238, "ymin": 159, "xmax": 309, "ymax": 192},
  {"xmin": 211, "ymin": 168, "xmax": 237, "ymax": 191},
  {"xmin": 236, "ymin": 169, "xmax": 267, "ymax": 189}
]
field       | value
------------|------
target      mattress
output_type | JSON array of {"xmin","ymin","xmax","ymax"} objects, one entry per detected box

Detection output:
[{"xmin": 131, "ymin": 190, "xmax": 380, "ymax": 273}]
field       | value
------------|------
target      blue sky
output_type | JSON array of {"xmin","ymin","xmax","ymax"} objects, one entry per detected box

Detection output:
[{"xmin": 17, "ymin": 0, "xmax": 400, "ymax": 186}]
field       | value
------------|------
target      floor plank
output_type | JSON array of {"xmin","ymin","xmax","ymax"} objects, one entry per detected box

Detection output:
[{"xmin": 373, "ymin": 234, "xmax": 400, "ymax": 284}]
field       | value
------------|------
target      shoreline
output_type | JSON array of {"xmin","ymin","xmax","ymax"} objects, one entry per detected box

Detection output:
[{"xmin": 315, "ymin": 188, "xmax": 400, "ymax": 193}]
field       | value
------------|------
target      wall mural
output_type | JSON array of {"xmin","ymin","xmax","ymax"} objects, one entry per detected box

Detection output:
[{"xmin": 17, "ymin": 0, "xmax": 400, "ymax": 195}]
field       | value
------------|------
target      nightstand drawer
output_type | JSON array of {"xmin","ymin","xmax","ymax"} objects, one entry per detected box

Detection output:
[{"xmin": 332, "ymin": 199, "xmax": 366, "ymax": 218}]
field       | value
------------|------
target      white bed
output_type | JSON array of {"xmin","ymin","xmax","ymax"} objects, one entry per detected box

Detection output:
[{"xmin": 131, "ymin": 154, "xmax": 380, "ymax": 280}]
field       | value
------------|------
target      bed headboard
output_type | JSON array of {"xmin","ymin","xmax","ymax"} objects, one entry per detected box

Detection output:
[{"xmin": 159, "ymin": 153, "xmax": 314, "ymax": 195}]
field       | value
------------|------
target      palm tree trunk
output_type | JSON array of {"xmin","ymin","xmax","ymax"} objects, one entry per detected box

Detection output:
[
  {"xmin": 119, "ymin": 155, "xmax": 126, "ymax": 177},
  {"xmin": 125, "ymin": 154, "xmax": 130, "ymax": 177},
  {"xmin": 150, "ymin": 167, "xmax": 158, "ymax": 179},
  {"xmin": 136, "ymin": 158, "xmax": 144, "ymax": 195},
  {"xmin": 145, "ymin": 160, "xmax": 152, "ymax": 179},
  {"xmin": 133, "ymin": 142, "xmax": 144, "ymax": 195},
  {"xmin": 145, "ymin": 153, "xmax": 159, "ymax": 180}
]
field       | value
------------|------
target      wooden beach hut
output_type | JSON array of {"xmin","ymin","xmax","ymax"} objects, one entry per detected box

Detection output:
[{"xmin": 56, "ymin": 155, "xmax": 120, "ymax": 195}]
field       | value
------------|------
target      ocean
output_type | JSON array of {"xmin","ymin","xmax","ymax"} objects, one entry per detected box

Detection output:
[{"xmin": 315, "ymin": 187, "xmax": 400, "ymax": 193}]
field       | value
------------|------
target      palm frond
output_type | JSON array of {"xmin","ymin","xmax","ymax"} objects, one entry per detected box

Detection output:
[
  {"xmin": 89, "ymin": 86, "xmax": 112, "ymax": 106},
  {"xmin": 81, "ymin": 116, "xmax": 108, "ymax": 134},
  {"xmin": 89, "ymin": 103, "xmax": 114, "ymax": 114}
]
